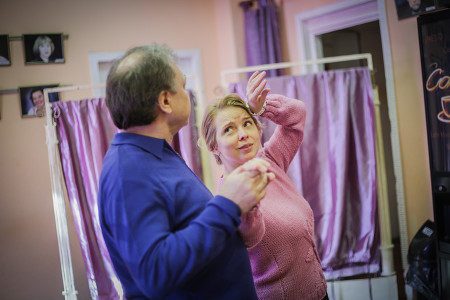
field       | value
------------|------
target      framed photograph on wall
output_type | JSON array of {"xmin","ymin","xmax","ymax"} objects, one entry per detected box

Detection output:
[
  {"xmin": 19, "ymin": 84, "xmax": 60, "ymax": 118},
  {"xmin": 0, "ymin": 34, "xmax": 11, "ymax": 66},
  {"xmin": 395, "ymin": 0, "xmax": 436, "ymax": 20},
  {"xmin": 435, "ymin": 0, "xmax": 450, "ymax": 9},
  {"xmin": 23, "ymin": 33, "xmax": 65, "ymax": 64}
]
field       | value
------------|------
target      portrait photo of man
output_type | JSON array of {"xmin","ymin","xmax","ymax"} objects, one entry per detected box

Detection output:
[
  {"xmin": 395, "ymin": 0, "xmax": 436, "ymax": 20},
  {"xmin": 19, "ymin": 84, "xmax": 60, "ymax": 118},
  {"xmin": 23, "ymin": 33, "xmax": 65, "ymax": 64}
]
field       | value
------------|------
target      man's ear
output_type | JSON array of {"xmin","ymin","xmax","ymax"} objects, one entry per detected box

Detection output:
[{"xmin": 158, "ymin": 90, "xmax": 172, "ymax": 114}]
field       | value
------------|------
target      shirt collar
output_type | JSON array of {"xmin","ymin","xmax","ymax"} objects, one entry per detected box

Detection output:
[{"xmin": 111, "ymin": 132, "xmax": 173, "ymax": 160}]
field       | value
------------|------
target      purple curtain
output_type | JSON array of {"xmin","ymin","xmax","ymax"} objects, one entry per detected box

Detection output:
[
  {"xmin": 239, "ymin": 0, "xmax": 282, "ymax": 77},
  {"xmin": 230, "ymin": 67, "xmax": 380, "ymax": 279},
  {"xmin": 53, "ymin": 93, "xmax": 202, "ymax": 298},
  {"xmin": 171, "ymin": 91, "xmax": 203, "ymax": 179},
  {"xmin": 53, "ymin": 98, "xmax": 122, "ymax": 299}
]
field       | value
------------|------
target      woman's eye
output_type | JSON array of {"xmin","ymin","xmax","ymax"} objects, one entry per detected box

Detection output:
[
  {"xmin": 224, "ymin": 127, "xmax": 232, "ymax": 134},
  {"xmin": 244, "ymin": 121, "xmax": 252, "ymax": 127}
]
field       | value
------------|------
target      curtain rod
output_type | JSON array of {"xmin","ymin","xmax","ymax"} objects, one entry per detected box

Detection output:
[
  {"xmin": 220, "ymin": 53, "xmax": 373, "ymax": 88},
  {"xmin": 0, "ymin": 88, "xmax": 19, "ymax": 94},
  {"xmin": 44, "ymin": 84, "xmax": 107, "ymax": 129},
  {"xmin": 1, "ymin": 73, "xmax": 196, "ymax": 99},
  {"xmin": 0, "ymin": 83, "xmax": 105, "ymax": 96},
  {"xmin": 44, "ymin": 83, "xmax": 106, "ymax": 94},
  {"xmin": 7, "ymin": 34, "xmax": 69, "ymax": 41},
  {"xmin": 1, "ymin": 73, "xmax": 198, "ymax": 95}
]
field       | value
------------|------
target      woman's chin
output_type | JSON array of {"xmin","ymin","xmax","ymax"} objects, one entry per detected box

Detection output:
[{"xmin": 242, "ymin": 151, "xmax": 258, "ymax": 161}]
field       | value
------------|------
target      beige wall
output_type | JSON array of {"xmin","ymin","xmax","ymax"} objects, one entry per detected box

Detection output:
[
  {"xmin": 384, "ymin": 0, "xmax": 434, "ymax": 233},
  {"xmin": 0, "ymin": 0, "xmax": 434, "ymax": 298}
]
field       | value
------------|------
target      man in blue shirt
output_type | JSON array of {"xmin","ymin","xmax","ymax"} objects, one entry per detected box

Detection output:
[{"xmin": 98, "ymin": 44, "xmax": 274, "ymax": 299}]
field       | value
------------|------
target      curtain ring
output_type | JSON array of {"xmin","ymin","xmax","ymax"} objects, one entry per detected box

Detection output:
[{"xmin": 52, "ymin": 106, "xmax": 61, "ymax": 125}]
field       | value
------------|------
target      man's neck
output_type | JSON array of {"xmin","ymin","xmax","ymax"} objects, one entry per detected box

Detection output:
[{"xmin": 119, "ymin": 120, "xmax": 175, "ymax": 144}]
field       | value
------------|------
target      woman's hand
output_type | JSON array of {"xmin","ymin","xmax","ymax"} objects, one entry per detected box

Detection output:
[
  {"xmin": 246, "ymin": 71, "xmax": 271, "ymax": 115},
  {"xmin": 218, "ymin": 158, "xmax": 275, "ymax": 214}
]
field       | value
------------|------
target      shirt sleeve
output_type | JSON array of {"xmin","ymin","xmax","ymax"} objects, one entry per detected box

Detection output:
[
  {"xmin": 261, "ymin": 94, "xmax": 306, "ymax": 172},
  {"xmin": 102, "ymin": 172, "xmax": 242, "ymax": 299}
]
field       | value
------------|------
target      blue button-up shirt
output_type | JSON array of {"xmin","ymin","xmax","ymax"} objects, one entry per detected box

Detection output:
[{"xmin": 99, "ymin": 132, "xmax": 257, "ymax": 300}]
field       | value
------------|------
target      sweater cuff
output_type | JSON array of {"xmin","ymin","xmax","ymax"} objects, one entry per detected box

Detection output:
[{"xmin": 261, "ymin": 94, "xmax": 281, "ymax": 116}]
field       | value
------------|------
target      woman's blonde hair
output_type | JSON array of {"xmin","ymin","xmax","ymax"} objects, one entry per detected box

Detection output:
[
  {"xmin": 201, "ymin": 93, "xmax": 262, "ymax": 165},
  {"xmin": 32, "ymin": 36, "xmax": 55, "ymax": 56}
]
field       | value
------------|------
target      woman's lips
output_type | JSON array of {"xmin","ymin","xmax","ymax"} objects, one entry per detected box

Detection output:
[{"xmin": 238, "ymin": 143, "xmax": 253, "ymax": 152}]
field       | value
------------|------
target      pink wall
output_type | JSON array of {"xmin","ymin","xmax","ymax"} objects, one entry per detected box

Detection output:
[{"xmin": 0, "ymin": 0, "xmax": 434, "ymax": 298}]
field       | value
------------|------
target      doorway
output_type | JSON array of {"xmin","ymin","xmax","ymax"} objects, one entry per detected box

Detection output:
[
  {"xmin": 318, "ymin": 21, "xmax": 398, "ymax": 241},
  {"xmin": 295, "ymin": 0, "xmax": 409, "ymax": 298},
  {"xmin": 318, "ymin": 21, "xmax": 406, "ymax": 299}
]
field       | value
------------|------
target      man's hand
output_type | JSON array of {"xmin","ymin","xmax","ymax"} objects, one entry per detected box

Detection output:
[{"xmin": 218, "ymin": 158, "xmax": 275, "ymax": 214}]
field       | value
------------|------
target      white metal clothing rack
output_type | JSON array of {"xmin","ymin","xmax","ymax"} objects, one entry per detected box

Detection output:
[
  {"xmin": 43, "ymin": 84, "xmax": 106, "ymax": 300},
  {"xmin": 220, "ymin": 53, "xmax": 398, "ymax": 277}
]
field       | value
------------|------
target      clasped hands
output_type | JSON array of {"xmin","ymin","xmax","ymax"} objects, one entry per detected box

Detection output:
[{"xmin": 219, "ymin": 158, "xmax": 275, "ymax": 214}]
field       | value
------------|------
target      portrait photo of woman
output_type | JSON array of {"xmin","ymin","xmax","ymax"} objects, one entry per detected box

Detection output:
[
  {"xmin": 19, "ymin": 84, "xmax": 60, "ymax": 118},
  {"xmin": 23, "ymin": 33, "xmax": 65, "ymax": 64}
]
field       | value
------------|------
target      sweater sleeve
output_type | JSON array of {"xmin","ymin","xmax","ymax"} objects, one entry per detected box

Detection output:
[
  {"xmin": 238, "ymin": 203, "xmax": 265, "ymax": 249},
  {"xmin": 261, "ymin": 94, "xmax": 306, "ymax": 172}
]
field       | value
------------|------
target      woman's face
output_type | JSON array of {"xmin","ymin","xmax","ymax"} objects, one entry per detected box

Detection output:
[
  {"xmin": 408, "ymin": 0, "xmax": 421, "ymax": 10},
  {"xmin": 214, "ymin": 106, "xmax": 261, "ymax": 172},
  {"xmin": 39, "ymin": 42, "xmax": 52, "ymax": 60},
  {"xmin": 31, "ymin": 90, "xmax": 44, "ymax": 109}
]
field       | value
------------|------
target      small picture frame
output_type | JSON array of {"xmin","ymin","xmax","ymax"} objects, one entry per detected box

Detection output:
[
  {"xmin": 19, "ymin": 84, "xmax": 60, "ymax": 118},
  {"xmin": 23, "ymin": 33, "xmax": 65, "ymax": 64},
  {"xmin": 435, "ymin": 0, "xmax": 450, "ymax": 9},
  {"xmin": 0, "ymin": 34, "xmax": 11, "ymax": 66},
  {"xmin": 395, "ymin": 0, "xmax": 436, "ymax": 20}
]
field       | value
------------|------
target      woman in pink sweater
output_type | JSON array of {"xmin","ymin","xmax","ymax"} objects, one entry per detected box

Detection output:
[{"xmin": 201, "ymin": 71, "xmax": 327, "ymax": 300}]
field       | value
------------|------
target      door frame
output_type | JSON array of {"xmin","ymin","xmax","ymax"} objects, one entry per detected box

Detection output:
[
  {"xmin": 88, "ymin": 49, "xmax": 205, "ymax": 102},
  {"xmin": 295, "ymin": 0, "xmax": 409, "ymax": 271}
]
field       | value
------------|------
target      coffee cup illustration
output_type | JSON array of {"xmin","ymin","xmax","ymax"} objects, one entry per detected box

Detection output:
[{"xmin": 438, "ymin": 95, "xmax": 450, "ymax": 123}]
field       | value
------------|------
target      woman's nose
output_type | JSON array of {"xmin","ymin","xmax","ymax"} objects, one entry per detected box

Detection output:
[{"xmin": 238, "ymin": 128, "xmax": 248, "ymax": 140}]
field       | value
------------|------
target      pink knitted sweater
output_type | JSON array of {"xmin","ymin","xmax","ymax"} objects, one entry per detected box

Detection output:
[{"xmin": 228, "ymin": 94, "xmax": 327, "ymax": 300}]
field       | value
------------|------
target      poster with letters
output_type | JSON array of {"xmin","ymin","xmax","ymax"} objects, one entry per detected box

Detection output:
[{"xmin": 418, "ymin": 9, "xmax": 450, "ymax": 173}]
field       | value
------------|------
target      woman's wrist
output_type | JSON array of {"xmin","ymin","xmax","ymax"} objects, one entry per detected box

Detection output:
[{"xmin": 245, "ymin": 100, "xmax": 266, "ymax": 116}]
